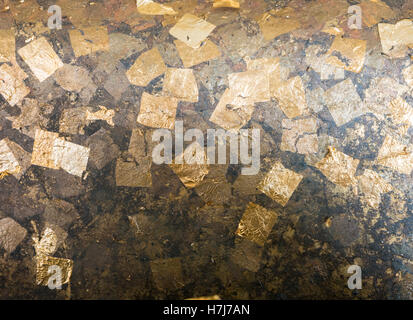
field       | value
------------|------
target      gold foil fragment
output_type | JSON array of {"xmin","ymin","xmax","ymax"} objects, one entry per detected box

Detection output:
[
  {"xmin": 228, "ymin": 70, "xmax": 270, "ymax": 103},
  {"xmin": 86, "ymin": 106, "xmax": 115, "ymax": 127},
  {"xmin": 136, "ymin": 0, "xmax": 177, "ymax": 15},
  {"xmin": 235, "ymin": 202, "xmax": 278, "ymax": 246},
  {"xmin": 0, "ymin": 28, "xmax": 14, "ymax": 62},
  {"xmin": 389, "ymin": 97, "xmax": 413, "ymax": 131},
  {"xmin": 0, "ymin": 63, "xmax": 29, "ymax": 106},
  {"xmin": 305, "ymin": 45, "xmax": 344, "ymax": 81},
  {"xmin": 326, "ymin": 37, "xmax": 366, "ymax": 73},
  {"xmin": 169, "ymin": 14, "xmax": 216, "ymax": 49},
  {"xmin": 209, "ymin": 88, "xmax": 255, "ymax": 131},
  {"xmin": 377, "ymin": 135, "xmax": 413, "ymax": 175},
  {"xmin": 59, "ymin": 108, "xmax": 87, "ymax": 135},
  {"xmin": 31, "ymin": 129, "xmax": 90, "ymax": 177},
  {"xmin": 213, "ymin": 0, "xmax": 240, "ymax": 8},
  {"xmin": 170, "ymin": 142, "xmax": 209, "ymax": 188},
  {"xmin": 357, "ymin": 169, "xmax": 392, "ymax": 209},
  {"xmin": 258, "ymin": 12, "xmax": 300, "ymax": 41},
  {"xmin": 378, "ymin": 20, "xmax": 413, "ymax": 58},
  {"xmin": 174, "ymin": 39, "xmax": 220, "ymax": 68},
  {"xmin": 17, "ymin": 37, "xmax": 63, "ymax": 82},
  {"xmin": 323, "ymin": 78, "xmax": 365, "ymax": 126},
  {"xmin": 0, "ymin": 139, "xmax": 21, "ymax": 178},
  {"xmin": 359, "ymin": 0, "xmax": 395, "ymax": 28},
  {"xmin": 33, "ymin": 226, "xmax": 60, "ymax": 256},
  {"xmin": 403, "ymin": 65, "xmax": 413, "ymax": 88},
  {"xmin": 273, "ymin": 76, "xmax": 307, "ymax": 118},
  {"xmin": 68, "ymin": 26, "xmax": 109, "ymax": 57},
  {"xmin": 54, "ymin": 64, "xmax": 94, "ymax": 92},
  {"xmin": 315, "ymin": 146, "xmax": 359, "ymax": 187},
  {"xmin": 257, "ymin": 161, "xmax": 303, "ymax": 206},
  {"xmin": 126, "ymin": 47, "xmax": 167, "ymax": 87},
  {"xmin": 115, "ymin": 157, "xmax": 152, "ymax": 187},
  {"xmin": 281, "ymin": 117, "xmax": 318, "ymax": 155},
  {"xmin": 162, "ymin": 68, "xmax": 199, "ymax": 102},
  {"xmin": 35, "ymin": 255, "xmax": 73, "ymax": 286},
  {"xmin": 137, "ymin": 92, "xmax": 178, "ymax": 129}
]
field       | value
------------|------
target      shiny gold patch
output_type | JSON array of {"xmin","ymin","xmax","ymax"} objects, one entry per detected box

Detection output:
[
  {"xmin": 213, "ymin": 0, "xmax": 240, "ymax": 8},
  {"xmin": 377, "ymin": 135, "xmax": 413, "ymax": 175},
  {"xmin": 174, "ymin": 39, "xmax": 221, "ymax": 68},
  {"xmin": 357, "ymin": 169, "xmax": 392, "ymax": 209},
  {"xmin": 68, "ymin": 26, "xmax": 109, "ymax": 57},
  {"xmin": 403, "ymin": 64, "xmax": 413, "ymax": 88},
  {"xmin": 0, "ymin": 28, "xmax": 14, "ymax": 62},
  {"xmin": 258, "ymin": 12, "xmax": 300, "ymax": 41},
  {"xmin": 137, "ymin": 92, "xmax": 178, "ymax": 129},
  {"xmin": 326, "ymin": 37, "xmax": 366, "ymax": 73},
  {"xmin": 35, "ymin": 255, "xmax": 73, "ymax": 286},
  {"xmin": 228, "ymin": 70, "xmax": 270, "ymax": 103},
  {"xmin": 281, "ymin": 117, "xmax": 318, "ymax": 155},
  {"xmin": 378, "ymin": 20, "xmax": 413, "ymax": 58},
  {"xmin": 136, "ymin": 0, "xmax": 177, "ymax": 15},
  {"xmin": 162, "ymin": 68, "xmax": 199, "ymax": 102},
  {"xmin": 0, "ymin": 63, "xmax": 30, "ymax": 106},
  {"xmin": 273, "ymin": 76, "xmax": 307, "ymax": 118}
]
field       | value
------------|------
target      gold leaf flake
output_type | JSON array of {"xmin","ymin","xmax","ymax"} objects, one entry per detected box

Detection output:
[
  {"xmin": 137, "ymin": 92, "xmax": 178, "ymax": 129},
  {"xmin": 281, "ymin": 117, "xmax": 318, "ymax": 155},
  {"xmin": 170, "ymin": 142, "xmax": 209, "ymax": 189},
  {"xmin": 257, "ymin": 161, "xmax": 303, "ymax": 206},
  {"xmin": 68, "ymin": 26, "xmax": 109, "ymax": 57},
  {"xmin": 59, "ymin": 108, "xmax": 87, "ymax": 135},
  {"xmin": 258, "ymin": 13, "xmax": 300, "ymax": 41},
  {"xmin": 357, "ymin": 169, "xmax": 392, "ymax": 209},
  {"xmin": 359, "ymin": 0, "xmax": 395, "ymax": 28},
  {"xmin": 126, "ymin": 47, "xmax": 167, "ymax": 87},
  {"xmin": 389, "ymin": 97, "xmax": 413, "ymax": 129},
  {"xmin": 174, "ymin": 39, "xmax": 220, "ymax": 68},
  {"xmin": 315, "ymin": 146, "xmax": 359, "ymax": 187},
  {"xmin": 33, "ymin": 227, "xmax": 58, "ymax": 256},
  {"xmin": 162, "ymin": 68, "xmax": 199, "ymax": 102},
  {"xmin": 377, "ymin": 135, "xmax": 413, "ymax": 175},
  {"xmin": 378, "ymin": 20, "xmax": 413, "ymax": 58},
  {"xmin": 209, "ymin": 88, "xmax": 255, "ymax": 131},
  {"xmin": 0, "ymin": 63, "xmax": 29, "ymax": 106},
  {"xmin": 213, "ymin": 0, "xmax": 240, "ymax": 9},
  {"xmin": 326, "ymin": 37, "xmax": 366, "ymax": 73},
  {"xmin": 323, "ymin": 78, "xmax": 365, "ymax": 126},
  {"xmin": 116, "ymin": 157, "xmax": 152, "ymax": 187},
  {"xmin": 0, "ymin": 139, "xmax": 21, "ymax": 178},
  {"xmin": 273, "ymin": 76, "xmax": 307, "ymax": 118},
  {"xmin": 31, "ymin": 129, "xmax": 60, "ymax": 170},
  {"xmin": 17, "ymin": 37, "xmax": 63, "ymax": 82},
  {"xmin": 305, "ymin": 45, "xmax": 344, "ymax": 81},
  {"xmin": 35, "ymin": 255, "xmax": 73, "ymax": 286},
  {"xmin": 228, "ymin": 70, "xmax": 270, "ymax": 103},
  {"xmin": 136, "ymin": 0, "xmax": 177, "ymax": 15},
  {"xmin": 54, "ymin": 64, "xmax": 94, "ymax": 92},
  {"xmin": 403, "ymin": 64, "xmax": 413, "ymax": 88},
  {"xmin": 235, "ymin": 202, "xmax": 278, "ymax": 246},
  {"xmin": 86, "ymin": 106, "xmax": 115, "ymax": 127},
  {"xmin": 0, "ymin": 28, "xmax": 14, "ymax": 62},
  {"xmin": 169, "ymin": 14, "xmax": 216, "ymax": 49}
]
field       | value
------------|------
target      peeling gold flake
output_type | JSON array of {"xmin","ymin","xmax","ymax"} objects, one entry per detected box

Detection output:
[
  {"xmin": 17, "ymin": 37, "xmax": 63, "ymax": 82},
  {"xmin": 126, "ymin": 47, "xmax": 167, "ymax": 87},
  {"xmin": 377, "ymin": 135, "xmax": 413, "ymax": 175},
  {"xmin": 174, "ymin": 39, "xmax": 220, "ymax": 68},
  {"xmin": 257, "ymin": 161, "xmax": 303, "ymax": 206},
  {"xmin": 162, "ymin": 68, "xmax": 199, "ymax": 102},
  {"xmin": 326, "ymin": 37, "xmax": 366, "ymax": 73},
  {"xmin": 315, "ymin": 146, "xmax": 359, "ymax": 187},
  {"xmin": 378, "ymin": 20, "xmax": 413, "ymax": 58},
  {"xmin": 273, "ymin": 76, "xmax": 307, "ymax": 118},
  {"xmin": 389, "ymin": 97, "xmax": 413, "ymax": 130},
  {"xmin": 68, "ymin": 26, "xmax": 109, "ymax": 57},
  {"xmin": 169, "ymin": 14, "xmax": 216, "ymax": 49},
  {"xmin": 0, "ymin": 139, "xmax": 20, "ymax": 178},
  {"xmin": 236, "ymin": 202, "xmax": 278, "ymax": 246},
  {"xmin": 137, "ymin": 92, "xmax": 178, "ymax": 129}
]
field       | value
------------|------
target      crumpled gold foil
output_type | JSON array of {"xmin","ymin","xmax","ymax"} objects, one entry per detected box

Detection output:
[
  {"xmin": 209, "ymin": 88, "xmax": 255, "ymax": 131},
  {"xmin": 273, "ymin": 76, "xmax": 307, "ymax": 118},
  {"xmin": 235, "ymin": 202, "xmax": 278, "ymax": 246},
  {"xmin": 315, "ymin": 146, "xmax": 359, "ymax": 187},
  {"xmin": 174, "ymin": 39, "xmax": 220, "ymax": 68},
  {"xmin": 35, "ymin": 255, "xmax": 73, "ymax": 286},
  {"xmin": 0, "ymin": 138, "xmax": 30, "ymax": 180},
  {"xmin": 17, "ymin": 37, "xmax": 63, "ymax": 82},
  {"xmin": 257, "ymin": 161, "xmax": 303, "ymax": 207},
  {"xmin": 377, "ymin": 135, "xmax": 413, "ymax": 175},
  {"xmin": 0, "ymin": 28, "xmax": 14, "ymax": 62},
  {"xmin": 86, "ymin": 106, "xmax": 115, "ymax": 127},
  {"xmin": 169, "ymin": 14, "xmax": 216, "ymax": 49},
  {"xmin": 126, "ymin": 47, "xmax": 167, "ymax": 87},
  {"xmin": 170, "ymin": 142, "xmax": 209, "ymax": 188},
  {"xmin": 326, "ymin": 37, "xmax": 366, "ymax": 73},
  {"xmin": 0, "ymin": 62, "xmax": 29, "ymax": 106},
  {"xmin": 213, "ymin": 0, "xmax": 240, "ymax": 9},
  {"xmin": 116, "ymin": 157, "xmax": 152, "ymax": 187},
  {"xmin": 323, "ymin": 78, "xmax": 365, "ymax": 126},
  {"xmin": 162, "ymin": 68, "xmax": 199, "ymax": 102},
  {"xmin": 403, "ymin": 64, "xmax": 413, "ymax": 88},
  {"xmin": 378, "ymin": 20, "xmax": 413, "ymax": 58},
  {"xmin": 281, "ymin": 117, "xmax": 318, "ymax": 155},
  {"xmin": 32, "ymin": 224, "xmax": 67, "ymax": 256},
  {"xmin": 228, "ymin": 70, "xmax": 270, "ymax": 103},
  {"xmin": 258, "ymin": 12, "xmax": 300, "ymax": 41},
  {"xmin": 136, "ymin": 0, "xmax": 177, "ymax": 15},
  {"xmin": 68, "ymin": 26, "xmax": 109, "ymax": 57},
  {"xmin": 357, "ymin": 169, "xmax": 392, "ymax": 209},
  {"xmin": 137, "ymin": 92, "xmax": 178, "ymax": 129},
  {"xmin": 31, "ymin": 129, "xmax": 60, "ymax": 170}
]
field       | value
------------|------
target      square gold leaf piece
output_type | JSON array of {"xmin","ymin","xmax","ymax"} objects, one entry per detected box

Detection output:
[
  {"xmin": 68, "ymin": 26, "xmax": 109, "ymax": 57},
  {"xmin": 174, "ymin": 39, "xmax": 220, "ymax": 68},
  {"xmin": 162, "ymin": 68, "xmax": 199, "ymax": 102},
  {"xmin": 137, "ymin": 92, "xmax": 178, "ymax": 129}
]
